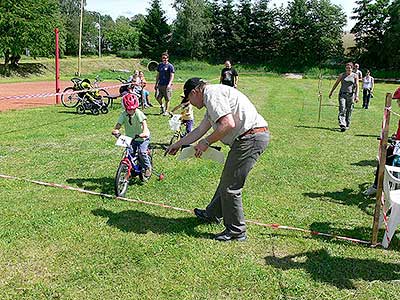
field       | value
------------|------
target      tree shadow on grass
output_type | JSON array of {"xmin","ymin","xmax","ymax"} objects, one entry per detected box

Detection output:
[
  {"xmin": 303, "ymin": 184, "xmax": 374, "ymax": 214},
  {"xmin": 0, "ymin": 63, "xmax": 47, "ymax": 77},
  {"xmin": 92, "ymin": 208, "xmax": 212, "ymax": 239},
  {"xmin": 0, "ymin": 115, "xmax": 83, "ymax": 136},
  {"xmin": 294, "ymin": 125, "xmax": 341, "ymax": 132},
  {"xmin": 351, "ymin": 159, "xmax": 377, "ymax": 167},
  {"xmin": 265, "ymin": 248, "xmax": 400, "ymax": 289},
  {"xmin": 66, "ymin": 176, "xmax": 117, "ymax": 196},
  {"xmin": 309, "ymin": 222, "xmax": 400, "ymax": 251},
  {"xmin": 309, "ymin": 222, "xmax": 372, "ymax": 246}
]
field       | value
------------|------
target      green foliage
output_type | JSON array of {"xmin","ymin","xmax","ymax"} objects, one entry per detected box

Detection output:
[
  {"xmin": 382, "ymin": 0, "xmax": 400, "ymax": 69},
  {"xmin": 208, "ymin": 0, "xmax": 237, "ymax": 62},
  {"xmin": 103, "ymin": 17, "xmax": 140, "ymax": 54},
  {"xmin": 0, "ymin": 0, "xmax": 64, "ymax": 65},
  {"xmin": 279, "ymin": 0, "xmax": 346, "ymax": 70},
  {"xmin": 139, "ymin": 0, "xmax": 171, "ymax": 60},
  {"xmin": 248, "ymin": 0, "xmax": 281, "ymax": 64},
  {"xmin": 116, "ymin": 50, "xmax": 142, "ymax": 59},
  {"xmin": 59, "ymin": 0, "xmax": 81, "ymax": 56},
  {"xmin": 171, "ymin": 0, "xmax": 212, "ymax": 59},
  {"xmin": 350, "ymin": 0, "xmax": 390, "ymax": 67}
]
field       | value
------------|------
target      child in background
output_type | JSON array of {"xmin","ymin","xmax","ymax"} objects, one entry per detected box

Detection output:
[
  {"xmin": 138, "ymin": 71, "xmax": 153, "ymax": 108},
  {"xmin": 112, "ymin": 93, "xmax": 152, "ymax": 180},
  {"xmin": 170, "ymin": 93, "xmax": 194, "ymax": 135}
]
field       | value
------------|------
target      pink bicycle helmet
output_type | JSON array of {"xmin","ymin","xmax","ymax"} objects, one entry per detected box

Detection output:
[
  {"xmin": 122, "ymin": 93, "xmax": 139, "ymax": 110},
  {"xmin": 393, "ymin": 87, "xmax": 400, "ymax": 100}
]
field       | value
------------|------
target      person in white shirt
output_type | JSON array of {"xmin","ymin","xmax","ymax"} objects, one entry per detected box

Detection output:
[
  {"xmin": 362, "ymin": 70, "xmax": 374, "ymax": 109},
  {"xmin": 166, "ymin": 78, "xmax": 269, "ymax": 242},
  {"xmin": 354, "ymin": 63, "xmax": 363, "ymax": 81}
]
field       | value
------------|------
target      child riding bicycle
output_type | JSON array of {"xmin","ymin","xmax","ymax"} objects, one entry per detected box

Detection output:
[
  {"xmin": 170, "ymin": 93, "xmax": 194, "ymax": 135},
  {"xmin": 112, "ymin": 93, "xmax": 152, "ymax": 180}
]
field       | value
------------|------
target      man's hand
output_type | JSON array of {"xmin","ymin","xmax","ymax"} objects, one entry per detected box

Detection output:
[
  {"xmin": 165, "ymin": 142, "xmax": 181, "ymax": 156},
  {"xmin": 194, "ymin": 139, "xmax": 209, "ymax": 158},
  {"xmin": 354, "ymin": 96, "xmax": 359, "ymax": 103}
]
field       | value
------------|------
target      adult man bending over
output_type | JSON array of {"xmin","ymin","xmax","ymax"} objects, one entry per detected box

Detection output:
[{"xmin": 166, "ymin": 78, "xmax": 269, "ymax": 241}]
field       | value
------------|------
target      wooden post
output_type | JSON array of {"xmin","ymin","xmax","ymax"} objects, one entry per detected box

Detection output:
[
  {"xmin": 317, "ymin": 73, "xmax": 322, "ymax": 122},
  {"xmin": 371, "ymin": 93, "xmax": 393, "ymax": 245},
  {"xmin": 54, "ymin": 28, "xmax": 60, "ymax": 105}
]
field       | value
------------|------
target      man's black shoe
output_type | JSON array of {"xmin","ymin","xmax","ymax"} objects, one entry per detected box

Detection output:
[
  {"xmin": 214, "ymin": 230, "xmax": 247, "ymax": 242},
  {"xmin": 194, "ymin": 208, "xmax": 221, "ymax": 224}
]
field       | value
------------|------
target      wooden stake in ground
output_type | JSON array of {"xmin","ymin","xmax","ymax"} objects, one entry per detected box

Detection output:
[
  {"xmin": 317, "ymin": 73, "xmax": 323, "ymax": 122},
  {"xmin": 371, "ymin": 93, "xmax": 393, "ymax": 245}
]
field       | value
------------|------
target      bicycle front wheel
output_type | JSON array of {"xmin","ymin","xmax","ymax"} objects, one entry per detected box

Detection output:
[
  {"xmin": 169, "ymin": 132, "xmax": 180, "ymax": 146},
  {"xmin": 115, "ymin": 163, "xmax": 130, "ymax": 197},
  {"xmin": 61, "ymin": 87, "xmax": 80, "ymax": 108},
  {"xmin": 98, "ymin": 88, "xmax": 111, "ymax": 107}
]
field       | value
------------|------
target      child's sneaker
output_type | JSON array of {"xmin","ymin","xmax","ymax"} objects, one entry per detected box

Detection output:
[{"xmin": 143, "ymin": 169, "xmax": 152, "ymax": 181}]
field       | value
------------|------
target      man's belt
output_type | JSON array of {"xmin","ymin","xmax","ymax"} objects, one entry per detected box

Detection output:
[{"xmin": 239, "ymin": 127, "xmax": 268, "ymax": 138}]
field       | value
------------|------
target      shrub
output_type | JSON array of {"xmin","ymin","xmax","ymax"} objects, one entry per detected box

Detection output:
[{"xmin": 116, "ymin": 50, "xmax": 142, "ymax": 59}]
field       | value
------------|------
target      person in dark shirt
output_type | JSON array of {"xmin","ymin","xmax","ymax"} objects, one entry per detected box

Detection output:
[
  {"xmin": 220, "ymin": 60, "xmax": 238, "ymax": 88},
  {"xmin": 155, "ymin": 52, "xmax": 175, "ymax": 115}
]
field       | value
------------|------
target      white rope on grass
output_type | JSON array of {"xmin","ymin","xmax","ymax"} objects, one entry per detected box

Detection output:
[{"xmin": 0, "ymin": 173, "xmax": 374, "ymax": 246}]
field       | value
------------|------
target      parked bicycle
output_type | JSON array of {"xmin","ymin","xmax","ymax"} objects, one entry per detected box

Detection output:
[
  {"xmin": 61, "ymin": 75, "xmax": 111, "ymax": 109},
  {"xmin": 113, "ymin": 133, "xmax": 164, "ymax": 197}
]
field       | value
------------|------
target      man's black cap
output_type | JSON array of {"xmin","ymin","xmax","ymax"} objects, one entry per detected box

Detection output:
[{"xmin": 183, "ymin": 77, "xmax": 202, "ymax": 101}]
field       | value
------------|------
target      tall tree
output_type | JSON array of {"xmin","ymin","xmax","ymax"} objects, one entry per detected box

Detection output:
[
  {"xmin": 351, "ymin": 0, "xmax": 390, "ymax": 67},
  {"xmin": 249, "ymin": 0, "xmax": 282, "ymax": 64},
  {"xmin": 280, "ymin": 0, "xmax": 345, "ymax": 69},
  {"xmin": 234, "ymin": 0, "xmax": 253, "ymax": 63},
  {"xmin": 59, "ymin": 0, "xmax": 82, "ymax": 55},
  {"xmin": 0, "ymin": 0, "xmax": 63, "ymax": 66},
  {"xmin": 139, "ymin": 0, "xmax": 171, "ymax": 59},
  {"xmin": 104, "ymin": 17, "xmax": 140, "ymax": 54},
  {"xmin": 382, "ymin": 0, "xmax": 400, "ymax": 69},
  {"xmin": 208, "ymin": 0, "xmax": 236, "ymax": 62},
  {"xmin": 171, "ymin": 0, "xmax": 212, "ymax": 59}
]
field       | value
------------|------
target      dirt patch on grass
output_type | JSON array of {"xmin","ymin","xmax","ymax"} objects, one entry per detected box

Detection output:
[{"xmin": 0, "ymin": 81, "xmax": 136, "ymax": 112}]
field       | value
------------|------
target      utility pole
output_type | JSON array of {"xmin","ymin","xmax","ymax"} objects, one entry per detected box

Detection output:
[
  {"xmin": 95, "ymin": 14, "xmax": 101, "ymax": 58},
  {"xmin": 77, "ymin": 0, "xmax": 84, "ymax": 76}
]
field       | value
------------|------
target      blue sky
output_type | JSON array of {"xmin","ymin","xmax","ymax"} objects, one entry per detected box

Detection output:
[{"xmin": 86, "ymin": 0, "xmax": 357, "ymax": 31}]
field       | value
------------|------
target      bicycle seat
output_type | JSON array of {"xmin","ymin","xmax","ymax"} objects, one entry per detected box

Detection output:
[{"xmin": 71, "ymin": 77, "xmax": 82, "ymax": 84}]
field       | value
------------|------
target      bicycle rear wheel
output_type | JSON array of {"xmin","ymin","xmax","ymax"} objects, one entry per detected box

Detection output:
[
  {"xmin": 61, "ymin": 87, "xmax": 80, "ymax": 108},
  {"xmin": 115, "ymin": 163, "xmax": 130, "ymax": 197}
]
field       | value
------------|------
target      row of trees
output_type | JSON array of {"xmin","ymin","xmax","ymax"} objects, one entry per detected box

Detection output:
[
  {"xmin": 1, "ymin": 0, "xmax": 399, "ymax": 70},
  {"xmin": 351, "ymin": 0, "xmax": 400, "ymax": 70},
  {"xmin": 142, "ymin": 0, "xmax": 347, "ymax": 69}
]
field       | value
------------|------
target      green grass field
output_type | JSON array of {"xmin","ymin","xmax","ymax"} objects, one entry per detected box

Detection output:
[{"xmin": 1, "ymin": 73, "xmax": 400, "ymax": 299}]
